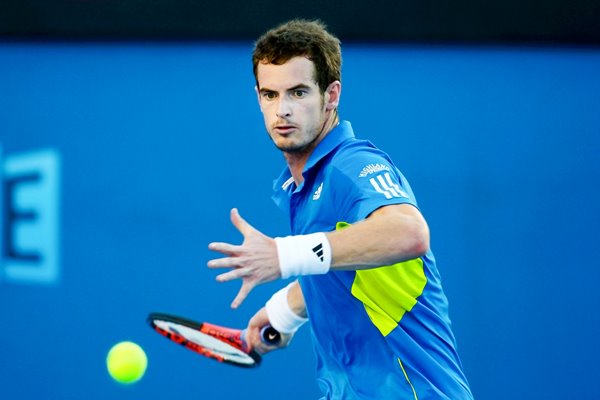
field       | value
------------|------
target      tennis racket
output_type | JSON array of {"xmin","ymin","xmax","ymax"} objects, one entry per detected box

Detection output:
[{"xmin": 147, "ymin": 312, "xmax": 281, "ymax": 368}]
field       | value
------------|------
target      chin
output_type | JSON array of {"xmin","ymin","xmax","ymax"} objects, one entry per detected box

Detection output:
[{"xmin": 275, "ymin": 142, "xmax": 309, "ymax": 154}]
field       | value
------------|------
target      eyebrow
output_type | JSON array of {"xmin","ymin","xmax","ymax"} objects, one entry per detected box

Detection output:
[{"xmin": 259, "ymin": 84, "xmax": 312, "ymax": 93}]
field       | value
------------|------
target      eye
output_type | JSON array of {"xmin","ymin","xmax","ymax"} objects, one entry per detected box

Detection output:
[
  {"xmin": 293, "ymin": 89, "xmax": 307, "ymax": 98},
  {"xmin": 262, "ymin": 91, "xmax": 277, "ymax": 100}
]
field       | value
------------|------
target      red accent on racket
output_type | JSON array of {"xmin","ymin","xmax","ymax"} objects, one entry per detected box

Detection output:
[{"xmin": 147, "ymin": 312, "xmax": 281, "ymax": 368}]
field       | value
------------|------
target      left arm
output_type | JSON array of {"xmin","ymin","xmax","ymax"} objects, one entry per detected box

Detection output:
[
  {"xmin": 328, "ymin": 203, "xmax": 429, "ymax": 270},
  {"xmin": 208, "ymin": 204, "xmax": 429, "ymax": 308}
]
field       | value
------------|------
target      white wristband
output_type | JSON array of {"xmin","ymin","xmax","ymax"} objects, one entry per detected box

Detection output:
[
  {"xmin": 274, "ymin": 232, "xmax": 332, "ymax": 279},
  {"xmin": 265, "ymin": 283, "xmax": 308, "ymax": 334}
]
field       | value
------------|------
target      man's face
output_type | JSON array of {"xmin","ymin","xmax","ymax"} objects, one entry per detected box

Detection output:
[{"xmin": 256, "ymin": 56, "xmax": 330, "ymax": 154}]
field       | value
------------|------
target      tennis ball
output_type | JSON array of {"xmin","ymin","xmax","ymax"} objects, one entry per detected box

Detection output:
[{"xmin": 106, "ymin": 341, "xmax": 147, "ymax": 384}]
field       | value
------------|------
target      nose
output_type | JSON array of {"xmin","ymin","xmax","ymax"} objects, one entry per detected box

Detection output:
[{"xmin": 276, "ymin": 98, "xmax": 292, "ymax": 118}]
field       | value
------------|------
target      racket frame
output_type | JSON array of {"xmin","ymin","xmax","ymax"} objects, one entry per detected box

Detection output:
[{"xmin": 148, "ymin": 312, "xmax": 262, "ymax": 368}]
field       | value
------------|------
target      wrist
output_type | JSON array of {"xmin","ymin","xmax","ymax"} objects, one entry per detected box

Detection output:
[
  {"xmin": 265, "ymin": 283, "xmax": 308, "ymax": 334},
  {"xmin": 274, "ymin": 232, "xmax": 332, "ymax": 279}
]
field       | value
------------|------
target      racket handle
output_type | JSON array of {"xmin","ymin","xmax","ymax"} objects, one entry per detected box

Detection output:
[{"xmin": 260, "ymin": 325, "xmax": 281, "ymax": 345}]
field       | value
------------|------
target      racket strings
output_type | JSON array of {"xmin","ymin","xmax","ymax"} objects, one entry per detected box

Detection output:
[{"xmin": 152, "ymin": 319, "xmax": 258, "ymax": 366}]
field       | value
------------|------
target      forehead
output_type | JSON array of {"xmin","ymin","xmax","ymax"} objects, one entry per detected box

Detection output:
[{"xmin": 256, "ymin": 56, "xmax": 318, "ymax": 89}]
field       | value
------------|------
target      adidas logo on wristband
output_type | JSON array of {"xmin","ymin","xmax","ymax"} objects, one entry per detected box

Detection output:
[{"xmin": 312, "ymin": 243, "xmax": 324, "ymax": 262}]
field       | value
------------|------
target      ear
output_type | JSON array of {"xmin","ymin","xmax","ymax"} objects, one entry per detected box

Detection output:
[
  {"xmin": 255, "ymin": 85, "xmax": 261, "ymax": 105},
  {"xmin": 255, "ymin": 85, "xmax": 265, "ymax": 112},
  {"xmin": 324, "ymin": 81, "xmax": 342, "ymax": 111}
]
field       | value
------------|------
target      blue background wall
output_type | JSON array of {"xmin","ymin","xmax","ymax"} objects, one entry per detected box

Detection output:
[{"xmin": 1, "ymin": 42, "xmax": 599, "ymax": 399}]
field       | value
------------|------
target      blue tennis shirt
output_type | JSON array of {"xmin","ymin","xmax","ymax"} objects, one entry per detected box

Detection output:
[{"xmin": 272, "ymin": 121, "xmax": 473, "ymax": 399}]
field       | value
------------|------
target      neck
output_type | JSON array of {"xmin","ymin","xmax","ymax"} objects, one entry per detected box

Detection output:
[{"xmin": 285, "ymin": 110, "xmax": 339, "ymax": 186}]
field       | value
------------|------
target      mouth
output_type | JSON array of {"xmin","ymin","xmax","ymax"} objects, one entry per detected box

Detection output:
[{"xmin": 273, "ymin": 124, "xmax": 297, "ymax": 135}]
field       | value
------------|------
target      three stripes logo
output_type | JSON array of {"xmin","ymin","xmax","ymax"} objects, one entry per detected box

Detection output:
[
  {"xmin": 312, "ymin": 182, "xmax": 323, "ymax": 200},
  {"xmin": 369, "ymin": 172, "xmax": 408, "ymax": 199},
  {"xmin": 312, "ymin": 243, "xmax": 324, "ymax": 262}
]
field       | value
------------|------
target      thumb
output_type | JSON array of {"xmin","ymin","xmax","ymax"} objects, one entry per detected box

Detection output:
[
  {"xmin": 230, "ymin": 208, "xmax": 254, "ymax": 237},
  {"xmin": 230, "ymin": 280, "xmax": 255, "ymax": 309}
]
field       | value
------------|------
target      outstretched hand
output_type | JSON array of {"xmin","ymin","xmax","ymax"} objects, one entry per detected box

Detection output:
[{"xmin": 208, "ymin": 208, "xmax": 281, "ymax": 308}]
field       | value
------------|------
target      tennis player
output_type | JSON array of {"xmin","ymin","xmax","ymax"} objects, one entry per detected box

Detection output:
[{"xmin": 208, "ymin": 19, "xmax": 474, "ymax": 399}]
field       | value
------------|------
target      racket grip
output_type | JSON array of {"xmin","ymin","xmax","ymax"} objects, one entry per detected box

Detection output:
[{"xmin": 260, "ymin": 325, "xmax": 281, "ymax": 345}]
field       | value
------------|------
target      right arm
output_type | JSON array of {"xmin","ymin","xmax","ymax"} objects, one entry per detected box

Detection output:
[{"xmin": 283, "ymin": 280, "xmax": 307, "ymax": 317}]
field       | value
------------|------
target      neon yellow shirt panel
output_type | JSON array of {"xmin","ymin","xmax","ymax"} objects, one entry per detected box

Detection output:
[{"xmin": 337, "ymin": 221, "xmax": 427, "ymax": 337}]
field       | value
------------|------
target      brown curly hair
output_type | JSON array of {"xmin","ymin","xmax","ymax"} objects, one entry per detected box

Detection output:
[{"xmin": 252, "ymin": 19, "xmax": 342, "ymax": 93}]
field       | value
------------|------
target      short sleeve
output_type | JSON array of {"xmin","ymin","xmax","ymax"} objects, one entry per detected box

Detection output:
[{"xmin": 329, "ymin": 144, "xmax": 417, "ymax": 223}]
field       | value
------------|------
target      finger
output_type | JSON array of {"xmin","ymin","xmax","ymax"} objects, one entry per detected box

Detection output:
[
  {"xmin": 207, "ymin": 256, "xmax": 237, "ymax": 269},
  {"xmin": 231, "ymin": 281, "xmax": 256, "ymax": 309},
  {"xmin": 246, "ymin": 327, "xmax": 271, "ymax": 355},
  {"xmin": 253, "ymin": 341, "xmax": 273, "ymax": 355},
  {"xmin": 230, "ymin": 208, "xmax": 254, "ymax": 237},
  {"xmin": 244, "ymin": 326, "xmax": 261, "ymax": 350},
  {"xmin": 252, "ymin": 330, "xmax": 291, "ymax": 354},
  {"xmin": 248, "ymin": 308, "xmax": 269, "ymax": 330},
  {"xmin": 208, "ymin": 242, "xmax": 241, "ymax": 255},
  {"xmin": 215, "ymin": 268, "xmax": 250, "ymax": 282}
]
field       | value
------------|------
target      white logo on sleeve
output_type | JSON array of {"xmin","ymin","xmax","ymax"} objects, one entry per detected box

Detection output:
[
  {"xmin": 369, "ymin": 173, "xmax": 408, "ymax": 199},
  {"xmin": 358, "ymin": 163, "xmax": 391, "ymax": 178}
]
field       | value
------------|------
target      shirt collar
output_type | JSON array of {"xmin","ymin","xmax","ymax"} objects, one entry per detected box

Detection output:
[
  {"xmin": 303, "ymin": 120, "xmax": 355, "ymax": 172},
  {"xmin": 272, "ymin": 120, "xmax": 355, "ymax": 193}
]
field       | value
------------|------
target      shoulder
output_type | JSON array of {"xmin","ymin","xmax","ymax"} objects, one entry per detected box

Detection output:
[{"xmin": 328, "ymin": 138, "xmax": 398, "ymax": 179}]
